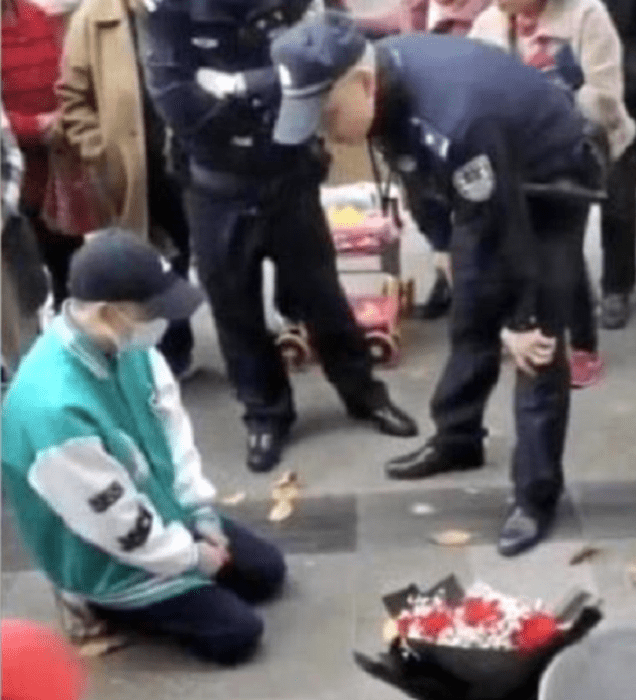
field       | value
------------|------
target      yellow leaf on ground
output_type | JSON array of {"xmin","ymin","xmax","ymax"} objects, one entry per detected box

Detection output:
[
  {"xmin": 382, "ymin": 618, "xmax": 399, "ymax": 643},
  {"xmin": 268, "ymin": 499, "xmax": 294, "ymax": 522},
  {"xmin": 219, "ymin": 491, "xmax": 247, "ymax": 506},
  {"xmin": 273, "ymin": 471, "xmax": 298, "ymax": 488},
  {"xmin": 76, "ymin": 635, "xmax": 130, "ymax": 657},
  {"xmin": 430, "ymin": 530, "xmax": 473, "ymax": 547},
  {"xmin": 272, "ymin": 484, "xmax": 300, "ymax": 502}
]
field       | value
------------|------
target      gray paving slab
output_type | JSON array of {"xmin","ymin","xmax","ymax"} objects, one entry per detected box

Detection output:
[{"xmin": 357, "ymin": 487, "xmax": 582, "ymax": 551}]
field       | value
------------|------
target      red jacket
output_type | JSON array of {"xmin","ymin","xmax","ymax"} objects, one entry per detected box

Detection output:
[{"xmin": 2, "ymin": 1, "xmax": 62, "ymax": 208}]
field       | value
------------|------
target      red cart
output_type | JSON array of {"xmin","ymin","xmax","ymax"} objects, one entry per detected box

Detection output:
[{"xmin": 276, "ymin": 183, "xmax": 414, "ymax": 370}]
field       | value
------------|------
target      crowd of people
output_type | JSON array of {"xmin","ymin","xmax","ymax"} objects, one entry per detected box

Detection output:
[{"xmin": 1, "ymin": 0, "xmax": 635, "ymax": 667}]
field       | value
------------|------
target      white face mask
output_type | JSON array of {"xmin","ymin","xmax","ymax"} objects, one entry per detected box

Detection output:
[{"xmin": 119, "ymin": 318, "xmax": 169, "ymax": 352}]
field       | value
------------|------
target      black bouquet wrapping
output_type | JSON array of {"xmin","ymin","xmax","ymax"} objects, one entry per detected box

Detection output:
[{"xmin": 354, "ymin": 575, "xmax": 602, "ymax": 700}]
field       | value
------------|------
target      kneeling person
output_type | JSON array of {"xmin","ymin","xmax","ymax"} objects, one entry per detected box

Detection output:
[{"xmin": 1, "ymin": 230, "xmax": 285, "ymax": 664}]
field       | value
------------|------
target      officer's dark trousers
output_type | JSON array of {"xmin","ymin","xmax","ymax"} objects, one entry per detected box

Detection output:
[
  {"xmin": 148, "ymin": 151, "xmax": 194, "ymax": 376},
  {"xmin": 93, "ymin": 519, "xmax": 285, "ymax": 665},
  {"xmin": 187, "ymin": 178, "xmax": 386, "ymax": 428},
  {"xmin": 431, "ymin": 197, "xmax": 589, "ymax": 513},
  {"xmin": 601, "ymin": 140, "xmax": 636, "ymax": 295}
]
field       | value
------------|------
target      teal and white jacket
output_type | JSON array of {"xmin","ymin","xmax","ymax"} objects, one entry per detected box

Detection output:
[{"xmin": 1, "ymin": 306, "xmax": 223, "ymax": 609}]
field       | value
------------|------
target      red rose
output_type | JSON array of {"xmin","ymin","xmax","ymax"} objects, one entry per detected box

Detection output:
[
  {"xmin": 397, "ymin": 615, "xmax": 412, "ymax": 638},
  {"xmin": 463, "ymin": 598, "xmax": 503, "ymax": 628},
  {"xmin": 514, "ymin": 613, "xmax": 560, "ymax": 652},
  {"xmin": 415, "ymin": 610, "xmax": 454, "ymax": 639}
]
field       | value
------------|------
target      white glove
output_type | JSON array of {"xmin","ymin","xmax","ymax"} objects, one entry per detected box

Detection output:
[
  {"xmin": 433, "ymin": 251, "xmax": 452, "ymax": 286},
  {"xmin": 196, "ymin": 69, "xmax": 247, "ymax": 99},
  {"xmin": 501, "ymin": 327, "xmax": 557, "ymax": 377}
]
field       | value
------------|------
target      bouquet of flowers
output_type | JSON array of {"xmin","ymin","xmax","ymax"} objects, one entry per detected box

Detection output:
[
  {"xmin": 354, "ymin": 575, "xmax": 602, "ymax": 700},
  {"xmin": 393, "ymin": 581, "xmax": 564, "ymax": 653}
]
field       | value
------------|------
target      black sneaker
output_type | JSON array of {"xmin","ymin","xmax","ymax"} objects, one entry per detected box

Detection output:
[
  {"xmin": 385, "ymin": 438, "xmax": 484, "ymax": 479},
  {"xmin": 415, "ymin": 271, "xmax": 452, "ymax": 320},
  {"xmin": 601, "ymin": 293, "xmax": 630, "ymax": 330},
  {"xmin": 246, "ymin": 423, "xmax": 292, "ymax": 473}
]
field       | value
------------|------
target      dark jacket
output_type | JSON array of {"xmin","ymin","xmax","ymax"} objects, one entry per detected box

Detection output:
[
  {"xmin": 138, "ymin": 0, "xmax": 314, "ymax": 182},
  {"xmin": 602, "ymin": 0, "xmax": 636, "ymax": 110},
  {"xmin": 373, "ymin": 34, "xmax": 597, "ymax": 325}
]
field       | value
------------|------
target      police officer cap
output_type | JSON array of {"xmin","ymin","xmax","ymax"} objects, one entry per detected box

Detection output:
[{"xmin": 271, "ymin": 11, "xmax": 366, "ymax": 145}]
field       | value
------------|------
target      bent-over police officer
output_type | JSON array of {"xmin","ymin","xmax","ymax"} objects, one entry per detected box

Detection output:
[
  {"xmin": 136, "ymin": 0, "xmax": 418, "ymax": 473},
  {"xmin": 271, "ymin": 12, "xmax": 604, "ymax": 555}
]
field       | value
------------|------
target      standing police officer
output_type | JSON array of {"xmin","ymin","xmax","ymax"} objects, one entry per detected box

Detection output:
[
  {"xmin": 271, "ymin": 12, "xmax": 603, "ymax": 555},
  {"xmin": 135, "ymin": 0, "xmax": 418, "ymax": 473}
]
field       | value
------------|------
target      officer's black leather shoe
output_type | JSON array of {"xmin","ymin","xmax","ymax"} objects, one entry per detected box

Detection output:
[
  {"xmin": 498, "ymin": 504, "xmax": 556, "ymax": 557},
  {"xmin": 415, "ymin": 271, "xmax": 452, "ymax": 320},
  {"xmin": 246, "ymin": 423, "xmax": 291, "ymax": 473},
  {"xmin": 348, "ymin": 401, "xmax": 418, "ymax": 437},
  {"xmin": 385, "ymin": 438, "xmax": 484, "ymax": 479}
]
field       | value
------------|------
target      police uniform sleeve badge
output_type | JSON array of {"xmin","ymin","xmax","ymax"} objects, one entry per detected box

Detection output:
[{"xmin": 452, "ymin": 154, "xmax": 495, "ymax": 203}]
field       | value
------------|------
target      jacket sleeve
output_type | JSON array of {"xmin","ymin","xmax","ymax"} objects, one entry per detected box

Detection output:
[
  {"xmin": 138, "ymin": 5, "xmax": 277, "ymax": 139},
  {"xmin": 148, "ymin": 350, "xmax": 225, "ymax": 544},
  {"xmin": 576, "ymin": 3, "xmax": 631, "ymax": 145},
  {"xmin": 55, "ymin": 6, "xmax": 104, "ymax": 160},
  {"xmin": 5, "ymin": 111, "xmax": 48, "ymax": 146},
  {"xmin": 400, "ymin": 171, "xmax": 452, "ymax": 251},
  {"xmin": 452, "ymin": 119, "xmax": 540, "ymax": 329},
  {"xmin": 27, "ymin": 412, "xmax": 200, "ymax": 578}
]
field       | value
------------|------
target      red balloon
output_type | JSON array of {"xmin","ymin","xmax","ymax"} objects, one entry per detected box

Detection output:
[{"xmin": 1, "ymin": 620, "xmax": 88, "ymax": 700}]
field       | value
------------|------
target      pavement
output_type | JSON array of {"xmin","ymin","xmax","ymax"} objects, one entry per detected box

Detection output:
[{"xmin": 2, "ymin": 196, "xmax": 636, "ymax": 699}]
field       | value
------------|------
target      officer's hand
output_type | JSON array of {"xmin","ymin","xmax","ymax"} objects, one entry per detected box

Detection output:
[
  {"xmin": 501, "ymin": 328, "xmax": 557, "ymax": 377},
  {"xmin": 196, "ymin": 69, "xmax": 247, "ymax": 99},
  {"xmin": 196, "ymin": 541, "xmax": 231, "ymax": 577},
  {"xmin": 433, "ymin": 252, "xmax": 452, "ymax": 286}
]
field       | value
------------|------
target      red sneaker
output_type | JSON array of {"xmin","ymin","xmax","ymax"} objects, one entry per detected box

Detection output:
[{"xmin": 570, "ymin": 350, "xmax": 604, "ymax": 388}]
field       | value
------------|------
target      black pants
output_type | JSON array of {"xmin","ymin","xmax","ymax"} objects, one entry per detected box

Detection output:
[
  {"xmin": 431, "ymin": 197, "xmax": 589, "ymax": 512},
  {"xmin": 187, "ymin": 177, "xmax": 386, "ymax": 428},
  {"xmin": 601, "ymin": 141, "xmax": 636, "ymax": 295},
  {"xmin": 570, "ymin": 262, "xmax": 598, "ymax": 352},
  {"xmin": 93, "ymin": 518, "xmax": 285, "ymax": 665},
  {"xmin": 148, "ymin": 157, "xmax": 194, "ymax": 375},
  {"xmin": 26, "ymin": 209, "xmax": 83, "ymax": 312}
]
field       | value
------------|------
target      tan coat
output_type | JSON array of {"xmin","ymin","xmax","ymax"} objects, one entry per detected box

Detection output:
[
  {"xmin": 56, "ymin": 0, "xmax": 148, "ymax": 238},
  {"xmin": 469, "ymin": 0, "xmax": 636, "ymax": 160}
]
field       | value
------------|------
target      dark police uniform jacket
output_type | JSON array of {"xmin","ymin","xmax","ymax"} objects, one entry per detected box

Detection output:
[
  {"xmin": 138, "ymin": 0, "xmax": 317, "ymax": 185},
  {"xmin": 372, "ymin": 33, "xmax": 599, "ymax": 325}
]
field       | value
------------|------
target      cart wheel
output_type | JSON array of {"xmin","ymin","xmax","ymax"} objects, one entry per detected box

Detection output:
[
  {"xmin": 367, "ymin": 332, "xmax": 400, "ymax": 366},
  {"xmin": 276, "ymin": 333, "xmax": 311, "ymax": 371},
  {"xmin": 399, "ymin": 279, "xmax": 416, "ymax": 317}
]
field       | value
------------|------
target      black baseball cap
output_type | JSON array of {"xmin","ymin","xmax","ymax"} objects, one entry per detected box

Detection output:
[
  {"xmin": 69, "ymin": 229, "xmax": 205, "ymax": 320},
  {"xmin": 271, "ymin": 11, "xmax": 367, "ymax": 145}
]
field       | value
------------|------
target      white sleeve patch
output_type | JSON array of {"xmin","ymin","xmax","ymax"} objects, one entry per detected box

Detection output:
[
  {"xmin": 28, "ymin": 436, "xmax": 197, "ymax": 578},
  {"xmin": 452, "ymin": 155, "xmax": 496, "ymax": 202},
  {"xmin": 148, "ymin": 350, "xmax": 217, "ymax": 513}
]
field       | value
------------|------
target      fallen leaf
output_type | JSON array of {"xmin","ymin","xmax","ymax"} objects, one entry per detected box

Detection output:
[
  {"xmin": 268, "ymin": 499, "xmax": 294, "ymax": 522},
  {"xmin": 410, "ymin": 503, "xmax": 436, "ymax": 516},
  {"xmin": 76, "ymin": 635, "xmax": 131, "ymax": 657},
  {"xmin": 569, "ymin": 546, "xmax": 603, "ymax": 566},
  {"xmin": 382, "ymin": 618, "xmax": 398, "ymax": 643},
  {"xmin": 273, "ymin": 471, "xmax": 298, "ymax": 488},
  {"xmin": 430, "ymin": 530, "xmax": 473, "ymax": 547},
  {"xmin": 219, "ymin": 491, "xmax": 246, "ymax": 506},
  {"xmin": 272, "ymin": 484, "xmax": 300, "ymax": 502}
]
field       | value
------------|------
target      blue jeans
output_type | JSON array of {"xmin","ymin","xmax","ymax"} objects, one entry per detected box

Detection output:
[{"xmin": 94, "ymin": 518, "xmax": 285, "ymax": 664}]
